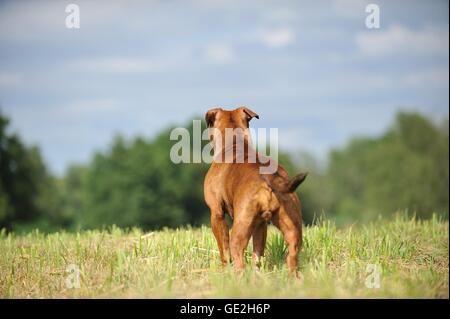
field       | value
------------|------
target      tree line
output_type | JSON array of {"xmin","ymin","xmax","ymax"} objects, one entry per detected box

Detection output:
[{"xmin": 0, "ymin": 109, "xmax": 448, "ymax": 231}]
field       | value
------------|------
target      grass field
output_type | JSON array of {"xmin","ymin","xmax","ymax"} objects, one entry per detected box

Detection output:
[{"xmin": 0, "ymin": 214, "xmax": 448, "ymax": 298}]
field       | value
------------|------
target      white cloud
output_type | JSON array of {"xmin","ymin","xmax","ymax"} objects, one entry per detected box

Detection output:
[
  {"xmin": 0, "ymin": 0, "xmax": 145, "ymax": 43},
  {"xmin": 0, "ymin": 1, "xmax": 61, "ymax": 42},
  {"xmin": 259, "ymin": 28, "xmax": 295, "ymax": 48},
  {"xmin": 5, "ymin": 99, "xmax": 121, "ymax": 126},
  {"xmin": 259, "ymin": 8, "xmax": 300, "ymax": 23},
  {"xmin": 310, "ymin": 68, "xmax": 449, "ymax": 92},
  {"xmin": 0, "ymin": 72, "xmax": 21, "ymax": 87},
  {"xmin": 400, "ymin": 68, "xmax": 449, "ymax": 88},
  {"xmin": 62, "ymin": 98, "xmax": 120, "ymax": 116},
  {"xmin": 67, "ymin": 57, "xmax": 167, "ymax": 74},
  {"xmin": 332, "ymin": 0, "xmax": 370, "ymax": 18},
  {"xmin": 204, "ymin": 43, "xmax": 236, "ymax": 64},
  {"xmin": 356, "ymin": 25, "xmax": 450, "ymax": 57},
  {"xmin": 67, "ymin": 49, "xmax": 193, "ymax": 74}
]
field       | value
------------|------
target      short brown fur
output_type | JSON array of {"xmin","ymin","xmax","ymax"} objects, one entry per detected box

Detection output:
[{"xmin": 203, "ymin": 107, "xmax": 307, "ymax": 275}]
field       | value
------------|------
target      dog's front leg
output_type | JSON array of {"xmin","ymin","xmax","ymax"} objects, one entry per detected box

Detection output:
[{"xmin": 211, "ymin": 210, "xmax": 230, "ymax": 267}]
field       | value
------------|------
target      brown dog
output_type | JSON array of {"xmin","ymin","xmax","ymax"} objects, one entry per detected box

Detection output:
[{"xmin": 203, "ymin": 106, "xmax": 307, "ymax": 275}]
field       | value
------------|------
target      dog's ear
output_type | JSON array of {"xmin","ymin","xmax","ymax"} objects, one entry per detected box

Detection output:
[
  {"xmin": 205, "ymin": 108, "xmax": 221, "ymax": 128},
  {"xmin": 240, "ymin": 107, "xmax": 259, "ymax": 121}
]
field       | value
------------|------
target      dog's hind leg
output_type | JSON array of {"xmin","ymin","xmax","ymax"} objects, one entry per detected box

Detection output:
[
  {"xmin": 271, "ymin": 208, "xmax": 302, "ymax": 276},
  {"xmin": 230, "ymin": 214, "xmax": 257, "ymax": 273},
  {"xmin": 210, "ymin": 207, "xmax": 231, "ymax": 267},
  {"xmin": 252, "ymin": 222, "xmax": 268, "ymax": 270}
]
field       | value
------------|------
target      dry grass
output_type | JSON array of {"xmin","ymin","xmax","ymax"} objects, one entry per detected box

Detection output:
[{"xmin": 0, "ymin": 214, "xmax": 448, "ymax": 298}]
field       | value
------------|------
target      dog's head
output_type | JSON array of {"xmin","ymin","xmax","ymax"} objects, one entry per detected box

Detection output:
[{"xmin": 204, "ymin": 107, "xmax": 259, "ymax": 143}]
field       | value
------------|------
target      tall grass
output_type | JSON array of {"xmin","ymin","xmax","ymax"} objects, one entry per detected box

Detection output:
[{"xmin": 0, "ymin": 214, "xmax": 448, "ymax": 298}]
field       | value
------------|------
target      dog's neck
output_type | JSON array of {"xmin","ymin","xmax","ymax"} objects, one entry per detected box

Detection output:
[
  {"xmin": 210, "ymin": 127, "xmax": 278, "ymax": 174},
  {"xmin": 212, "ymin": 128, "xmax": 255, "ymax": 163}
]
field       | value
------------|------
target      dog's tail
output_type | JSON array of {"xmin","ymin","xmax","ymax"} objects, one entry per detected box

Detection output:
[{"xmin": 262, "ymin": 172, "xmax": 308, "ymax": 193}]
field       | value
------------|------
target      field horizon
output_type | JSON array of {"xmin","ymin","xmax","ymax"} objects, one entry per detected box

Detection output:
[{"xmin": 0, "ymin": 214, "xmax": 448, "ymax": 299}]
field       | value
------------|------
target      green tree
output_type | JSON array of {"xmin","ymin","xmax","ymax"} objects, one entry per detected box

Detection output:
[
  {"xmin": 326, "ymin": 112, "xmax": 449, "ymax": 222},
  {"xmin": 73, "ymin": 120, "xmax": 210, "ymax": 230},
  {"xmin": 0, "ymin": 110, "xmax": 58, "ymax": 229}
]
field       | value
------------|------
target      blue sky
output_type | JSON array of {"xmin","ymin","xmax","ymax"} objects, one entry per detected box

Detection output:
[{"xmin": 0, "ymin": 0, "xmax": 448, "ymax": 175}]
